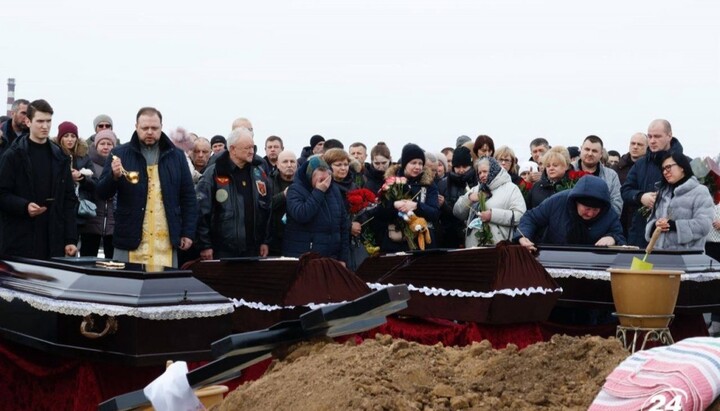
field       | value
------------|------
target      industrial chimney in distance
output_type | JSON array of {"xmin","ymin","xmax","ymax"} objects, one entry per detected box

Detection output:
[{"xmin": 6, "ymin": 78, "xmax": 15, "ymax": 117}]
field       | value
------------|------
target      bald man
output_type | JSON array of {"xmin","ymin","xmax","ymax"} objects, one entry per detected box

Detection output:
[
  {"xmin": 621, "ymin": 119, "xmax": 685, "ymax": 247},
  {"xmin": 195, "ymin": 127, "xmax": 272, "ymax": 259}
]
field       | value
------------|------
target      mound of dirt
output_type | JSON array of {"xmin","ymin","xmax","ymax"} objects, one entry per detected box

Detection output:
[{"xmin": 215, "ymin": 334, "xmax": 628, "ymax": 410}]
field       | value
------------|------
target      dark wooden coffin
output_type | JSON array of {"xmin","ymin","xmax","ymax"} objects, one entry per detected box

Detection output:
[
  {"xmin": 0, "ymin": 256, "xmax": 233, "ymax": 366},
  {"xmin": 355, "ymin": 243, "xmax": 562, "ymax": 324},
  {"xmin": 537, "ymin": 245, "xmax": 720, "ymax": 313},
  {"xmin": 190, "ymin": 253, "xmax": 371, "ymax": 333}
]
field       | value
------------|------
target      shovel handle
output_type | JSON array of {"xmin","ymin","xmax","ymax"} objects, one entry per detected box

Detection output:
[{"xmin": 646, "ymin": 226, "xmax": 663, "ymax": 255}]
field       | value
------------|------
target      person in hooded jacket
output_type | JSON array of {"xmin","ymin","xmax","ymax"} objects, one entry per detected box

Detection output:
[
  {"xmin": 515, "ymin": 175, "xmax": 625, "ymax": 250},
  {"xmin": 645, "ymin": 151, "xmax": 714, "ymax": 250},
  {"xmin": 437, "ymin": 146, "xmax": 475, "ymax": 248},
  {"xmin": 282, "ymin": 156, "xmax": 349, "ymax": 263},
  {"xmin": 376, "ymin": 143, "xmax": 440, "ymax": 252},
  {"xmin": 621, "ymin": 119, "xmax": 686, "ymax": 247},
  {"xmin": 454, "ymin": 156, "xmax": 526, "ymax": 247}
]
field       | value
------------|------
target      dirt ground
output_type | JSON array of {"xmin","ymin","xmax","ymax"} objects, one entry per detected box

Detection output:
[{"xmin": 214, "ymin": 333, "xmax": 630, "ymax": 411}]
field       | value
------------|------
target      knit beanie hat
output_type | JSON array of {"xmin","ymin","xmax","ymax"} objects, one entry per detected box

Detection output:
[
  {"xmin": 57, "ymin": 121, "xmax": 78, "ymax": 138},
  {"xmin": 436, "ymin": 152, "xmax": 448, "ymax": 171},
  {"xmin": 568, "ymin": 146, "xmax": 580, "ymax": 159},
  {"xmin": 210, "ymin": 135, "xmax": 226, "ymax": 147},
  {"xmin": 400, "ymin": 143, "xmax": 425, "ymax": 170},
  {"xmin": 93, "ymin": 114, "xmax": 113, "ymax": 129},
  {"xmin": 305, "ymin": 155, "xmax": 329, "ymax": 181},
  {"xmin": 452, "ymin": 146, "xmax": 472, "ymax": 168},
  {"xmin": 456, "ymin": 135, "xmax": 471, "ymax": 147},
  {"xmin": 310, "ymin": 135, "xmax": 325, "ymax": 150},
  {"xmin": 95, "ymin": 130, "xmax": 118, "ymax": 147}
]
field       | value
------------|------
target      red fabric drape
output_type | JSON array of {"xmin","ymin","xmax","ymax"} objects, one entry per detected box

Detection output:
[{"xmin": 0, "ymin": 313, "xmax": 707, "ymax": 411}]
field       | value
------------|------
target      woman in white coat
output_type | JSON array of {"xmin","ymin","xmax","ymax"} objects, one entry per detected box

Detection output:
[{"xmin": 454, "ymin": 156, "xmax": 526, "ymax": 247}]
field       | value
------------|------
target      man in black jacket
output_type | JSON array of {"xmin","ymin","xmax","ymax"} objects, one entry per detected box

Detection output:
[
  {"xmin": 196, "ymin": 127, "xmax": 272, "ymax": 259},
  {"xmin": 0, "ymin": 99, "xmax": 78, "ymax": 259},
  {"xmin": 0, "ymin": 99, "xmax": 30, "ymax": 157}
]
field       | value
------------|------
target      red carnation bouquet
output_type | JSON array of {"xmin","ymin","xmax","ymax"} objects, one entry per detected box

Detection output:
[
  {"xmin": 517, "ymin": 179, "xmax": 534, "ymax": 201},
  {"xmin": 347, "ymin": 188, "xmax": 380, "ymax": 255},
  {"xmin": 555, "ymin": 170, "xmax": 590, "ymax": 193},
  {"xmin": 347, "ymin": 188, "xmax": 377, "ymax": 215}
]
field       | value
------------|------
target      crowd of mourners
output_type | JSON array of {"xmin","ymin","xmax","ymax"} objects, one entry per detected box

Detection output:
[{"xmin": 0, "ymin": 99, "xmax": 719, "ymax": 278}]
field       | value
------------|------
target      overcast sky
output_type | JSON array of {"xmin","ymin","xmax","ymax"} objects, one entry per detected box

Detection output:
[{"xmin": 3, "ymin": 0, "xmax": 718, "ymax": 160}]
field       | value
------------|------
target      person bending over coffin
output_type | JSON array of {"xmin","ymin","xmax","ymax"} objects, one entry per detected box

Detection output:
[{"xmin": 515, "ymin": 174, "xmax": 626, "ymax": 251}]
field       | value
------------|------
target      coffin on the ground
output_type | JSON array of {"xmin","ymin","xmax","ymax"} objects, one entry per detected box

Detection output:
[
  {"xmin": 355, "ymin": 243, "xmax": 562, "ymax": 324},
  {"xmin": 537, "ymin": 245, "xmax": 720, "ymax": 313},
  {"xmin": 0, "ymin": 257, "xmax": 233, "ymax": 366}
]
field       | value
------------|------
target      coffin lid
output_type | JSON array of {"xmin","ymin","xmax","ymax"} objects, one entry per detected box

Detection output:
[
  {"xmin": 536, "ymin": 245, "xmax": 720, "ymax": 274},
  {"xmin": 0, "ymin": 256, "xmax": 233, "ymax": 320}
]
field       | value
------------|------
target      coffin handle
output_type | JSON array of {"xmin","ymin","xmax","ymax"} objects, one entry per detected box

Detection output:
[{"xmin": 80, "ymin": 315, "xmax": 118, "ymax": 339}]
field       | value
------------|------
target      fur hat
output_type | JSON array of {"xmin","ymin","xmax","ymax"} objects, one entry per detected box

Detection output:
[
  {"xmin": 57, "ymin": 121, "xmax": 78, "ymax": 138},
  {"xmin": 95, "ymin": 130, "xmax": 118, "ymax": 147},
  {"xmin": 400, "ymin": 143, "xmax": 425, "ymax": 170}
]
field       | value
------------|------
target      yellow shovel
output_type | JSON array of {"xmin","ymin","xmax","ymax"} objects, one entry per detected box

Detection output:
[{"xmin": 630, "ymin": 226, "xmax": 663, "ymax": 270}]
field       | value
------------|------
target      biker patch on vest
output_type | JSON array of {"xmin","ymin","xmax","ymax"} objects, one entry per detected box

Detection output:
[
  {"xmin": 215, "ymin": 175, "xmax": 230, "ymax": 203},
  {"xmin": 215, "ymin": 189, "xmax": 229, "ymax": 203},
  {"xmin": 256, "ymin": 180, "xmax": 267, "ymax": 197}
]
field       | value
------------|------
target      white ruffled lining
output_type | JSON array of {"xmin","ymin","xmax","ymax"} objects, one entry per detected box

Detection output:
[
  {"xmin": 231, "ymin": 298, "xmax": 348, "ymax": 312},
  {"xmin": 546, "ymin": 268, "xmax": 720, "ymax": 283},
  {"xmin": 367, "ymin": 282, "xmax": 563, "ymax": 298},
  {"xmin": 230, "ymin": 281, "xmax": 564, "ymax": 313},
  {"xmin": 0, "ymin": 287, "xmax": 234, "ymax": 320}
]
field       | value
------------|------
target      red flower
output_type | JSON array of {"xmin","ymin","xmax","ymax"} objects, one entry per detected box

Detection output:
[
  {"xmin": 567, "ymin": 170, "xmax": 590, "ymax": 181},
  {"xmin": 556, "ymin": 170, "xmax": 591, "ymax": 192},
  {"xmin": 347, "ymin": 188, "xmax": 378, "ymax": 214}
]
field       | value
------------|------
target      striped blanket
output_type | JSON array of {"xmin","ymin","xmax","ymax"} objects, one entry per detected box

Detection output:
[{"xmin": 589, "ymin": 337, "xmax": 720, "ymax": 411}]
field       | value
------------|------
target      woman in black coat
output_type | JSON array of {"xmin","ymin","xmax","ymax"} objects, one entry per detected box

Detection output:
[{"xmin": 376, "ymin": 144, "xmax": 440, "ymax": 253}]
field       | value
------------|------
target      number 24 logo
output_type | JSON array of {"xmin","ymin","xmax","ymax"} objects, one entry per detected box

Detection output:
[{"xmin": 643, "ymin": 388, "xmax": 688, "ymax": 411}]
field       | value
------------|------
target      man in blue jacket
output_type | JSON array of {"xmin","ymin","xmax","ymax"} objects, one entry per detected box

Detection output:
[
  {"xmin": 515, "ymin": 174, "xmax": 625, "ymax": 251},
  {"xmin": 621, "ymin": 119, "xmax": 684, "ymax": 247},
  {"xmin": 97, "ymin": 107, "xmax": 197, "ymax": 268}
]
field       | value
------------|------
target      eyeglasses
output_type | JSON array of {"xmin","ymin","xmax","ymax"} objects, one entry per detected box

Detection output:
[
  {"xmin": 661, "ymin": 163, "xmax": 678, "ymax": 172},
  {"xmin": 498, "ymin": 158, "xmax": 512, "ymax": 164},
  {"xmin": 97, "ymin": 123, "xmax": 112, "ymax": 129}
]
